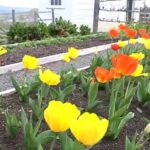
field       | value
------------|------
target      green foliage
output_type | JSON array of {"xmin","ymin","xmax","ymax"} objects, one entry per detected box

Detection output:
[
  {"xmin": 78, "ymin": 71, "xmax": 91, "ymax": 95},
  {"xmin": 20, "ymin": 107, "xmax": 55, "ymax": 150},
  {"xmin": 49, "ymin": 85, "xmax": 76, "ymax": 102},
  {"xmin": 125, "ymin": 130, "xmax": 149, "ymax": 150},
  {"xmin": 107, "ymin": 78, "xmax": 136, "ymax": 139},
  {"xmin": 7, "ymin": 22, "xmax": 27, "ymax": 43},
  {"xmin": 137, "ymin": 77, "xmax": 150, "ymax": 105},
  {"xmin": 87, "ymin": 82, "xmax": 100, "ymax": 112},
  {"xmin": 11, "ymin": 74, "xmax": 41, "ymax": 102},
  {"xmin": 90, "ymin": 54, "xmax": 103, "ymax": 75},
  {"xmin": 4, "ymin": 109, "xmax": 21, "ymax": 137},
  {"xmin": 79, "ymin": 25, "xmax": 91, "ymax": 35},
  {"xmin": 54, "ymin": 17, "xmax": 78, "ymax": 36},
  {"xmin": 59, "ymin": 132, "xmax": 85, "ymax": 150},
  {"xmin": 7, "ymin": 22, "xmax": 49, "ymax": 43},
  {"xmin": 7, "ymin": 33, "xmax": 108, "ymax": 52},
  {"xmin": 129, "ymin": 23, "xmax": 150, "ymax": 33}
]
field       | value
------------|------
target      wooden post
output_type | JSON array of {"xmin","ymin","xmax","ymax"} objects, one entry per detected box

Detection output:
[
  {"xmin": 126, "ymin": 0, "xmax": 134, "ymax": 23},
  {"xmin": 34, "ymin": 11, "xmax": 37, "ymax": 23},
  {"xmin": 52, "ymin": 8, "xmax": 55, "ymax": 24},
  {"xmin": 12, "ymin": 9, "xmax": 16, "ymax": 24},
  {"xmin": 93, "ymin": 0, "xmax": 99, "ymax": 33}
]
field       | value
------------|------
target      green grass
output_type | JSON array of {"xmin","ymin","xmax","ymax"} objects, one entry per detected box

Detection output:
[{"xmin": 6, "ymin": 32, "xmax": 109, "ymax": 52}]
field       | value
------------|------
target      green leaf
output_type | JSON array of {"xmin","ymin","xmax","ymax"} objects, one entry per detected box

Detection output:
[
  {"xmin": 114, "ymin": 112, "xmax": 134, "ymax": 139},
  {"xmin": 36, "ymin": 130, "xmax": 55, "ymax": 145},
  {"xmin": 110, "ymin": 104, "xmax": 128, "ymax": 121},
  {"xmin": 11, "ymin": 75, "xmax": 23, "ymax": 99},
  {"xmin": 49, "ymin": 87, "xmax": 59, "ymax": 99},
  {"xmin": 20, "ymin": 107, "xmax": 28, "ymax": 134},
  {"xmin": 63, "ymin": 85, "xmax": 75, "ymax": 99}
]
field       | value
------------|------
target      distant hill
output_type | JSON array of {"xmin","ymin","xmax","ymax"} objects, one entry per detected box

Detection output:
[{"xmin": 0, "ymin": 6, "xmax": 30, "ymax": 13}]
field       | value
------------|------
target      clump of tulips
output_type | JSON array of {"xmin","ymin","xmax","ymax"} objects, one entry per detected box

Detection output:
[{"xmin": 4, "ymin": 23, "xmax": 150, "ymax": 150}]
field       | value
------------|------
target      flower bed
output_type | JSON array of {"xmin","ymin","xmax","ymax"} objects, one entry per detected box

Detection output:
[
  {"xmin": 1, "ymin": 34, "xmax": 110, "ymax": 66},
  {"xmin": 1, "ymin": 24, "xmax": 150, "ymax": 150}
]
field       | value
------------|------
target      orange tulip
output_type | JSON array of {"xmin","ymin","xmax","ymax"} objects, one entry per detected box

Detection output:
[
  {"xmin": 111, "ymin": 54, "xmax": 138, "ymax": 76},
  {"xmin": 126, "ymin": 28, "xmax": 137, "ymax": 39},
  {"xmin": 139, "ymin": 28, "xmax": 146, "ymax": 36},
  {"xmin": 109, "ymin": 28, "xmax": 119, "ymax": 38},
  {"xmin": 141, "ymin": 33, "xmax": 150, "ymax": 39},
  {"xmin": 110, "ymin": 67, "xmax": 121, "ymax": 79},
  {"xmin": 95, "ymin": 67, "xmax": 113, "ymax": 83},
  {"xmin": 118, "ymin": 24, "xmax": 128, "ymax": 31}
]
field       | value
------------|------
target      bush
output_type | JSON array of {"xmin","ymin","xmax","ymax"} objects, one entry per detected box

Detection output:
[
  {"xmin": 7, "ymin": 22, "xmax": 49, "ymax": 44},
  {"xmin": 48, "ymin": 17, "xmax": 78, "ymax": 36},
  {"xmin": 7, "ymin": 18, "xmax": 91, "ymax": 44},
  {"xmin": 79, "ymin": 25, "xmax": 91, "ymax": 35},
  {"xmin": 7, "ymin": 22, "xmax": 27, "ymax": 43}
]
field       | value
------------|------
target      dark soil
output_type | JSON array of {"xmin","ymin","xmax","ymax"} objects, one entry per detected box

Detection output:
[
  {"xmin": 0, "ymin": 38, "xmax": 113, "ymax": 66},
  {"xmin": 0, "ymin": 87, "xmax": 150, "ymax": 150}
]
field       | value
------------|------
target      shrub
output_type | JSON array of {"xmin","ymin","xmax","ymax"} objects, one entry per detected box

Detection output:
[
  {"xmin": 7, "ymin": 22, "xmax": 49, "ymax": 43},
  {"xmin": 7, "ymin": 22, "xmax": 27, "ymax": 43},
  {"xmin": 48, "ymin": 17, "xmax": 78, "ymax": 36},
  {"xmin": 79, "ymin": 25, "xmax": 91, "ymax": 35}
]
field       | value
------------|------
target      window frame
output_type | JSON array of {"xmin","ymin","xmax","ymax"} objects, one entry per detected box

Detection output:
[{"xmin": 49, "ymin": 0, "xmax": 64, "ymax": 8}]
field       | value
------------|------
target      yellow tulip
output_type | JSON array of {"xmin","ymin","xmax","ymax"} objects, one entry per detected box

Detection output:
[
  {"xmin": 137, "ymin": 38, "xmax": 145, "ymax": 44},
  {"xmin": 144, "ymin": 39, "xmax": 150, "ymax": 50},
  {"xmin": 117, "ymin": 40, "xmax": 126, "ymax": 48},
  {"xmin": 129, "ymin": 39, "xmax": 137, "ymax": 45},
  {"xmin": 129, "ymin": 52, "xmax": 145, "ymax": 61},
  {"xmin": 22, "ymin": 55, "xmax": 38, "ymax": 69},
  {"xmin": 70, "ymin": 112, "xmax": 109, "ymax": 146},
  {"xmin": 0, "ymin": 46, "xmax": 7, "ymax": 55},
  {"xmin": 39, "ymin": 69, "xmax": 60, "ymax": 86},
  {"xmin": 144, "ymin": 123, "xmax": 150, "ymax": 135},
  {"xmin": 68, "ymin": 47, "xmax": 79, "ymax": 59},
  {"xmin": 131, "ymin": 64, "xmax": 148, "ymax": 77},
  {"xmin": 62, "ymin": 53, "xmax": 70, "ymax": 62},
  {"xmin": 44, "ymin": 100, "xmax": 80, "ymax": 132}
]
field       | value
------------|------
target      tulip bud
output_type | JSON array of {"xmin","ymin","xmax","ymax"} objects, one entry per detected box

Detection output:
[{"xmin": 144, "ymin": 123, "xmax": 150, "ymax": 136}]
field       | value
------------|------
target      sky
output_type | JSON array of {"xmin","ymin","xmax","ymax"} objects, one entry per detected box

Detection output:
[{"xmin": 0, "ymin": 0, "xmax": 39, "ymax": 8}]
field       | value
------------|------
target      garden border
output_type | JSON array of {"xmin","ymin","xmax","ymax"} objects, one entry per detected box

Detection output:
[
  {"xmin": 0, "ymin": 42, "xmax": 114, "ymax": 75},
  {"xmin": 0, "ymin": 66, "xmax": 90, "ymax": 97},
  {"xmin": 0, "ymin": 41, "xmax": 128, "ymax": 96}
]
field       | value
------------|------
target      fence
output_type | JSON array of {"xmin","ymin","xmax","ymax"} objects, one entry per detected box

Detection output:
[{"xmin": 0, "ymin": 9, "xmax": 54, "ymax": 44}]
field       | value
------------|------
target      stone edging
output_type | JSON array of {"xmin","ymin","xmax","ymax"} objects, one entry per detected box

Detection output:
[
  {"xmin": 0, "ymin": 43, "xmax": 113, "ymax": 75},
  {"xmin": 0, "ymin": 65, "xmax": 90, "ymax": 97}
]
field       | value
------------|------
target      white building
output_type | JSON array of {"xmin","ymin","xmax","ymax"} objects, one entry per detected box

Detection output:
[
  {"xmin": 38, "ymin": 0, "xmax": 150, "ymax": 32},
  {"xmin": 39, "ymin": 0, "xmax": 95, "ymax": 30}
]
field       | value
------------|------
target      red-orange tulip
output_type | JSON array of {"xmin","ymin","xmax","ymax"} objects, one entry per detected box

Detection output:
[
  {"xmin": 111, "ymin": 44, "xmax": 120, "ymax": 51},
  {"xmin": 109, "ymin": 28, "xmax": 119, "ymax": 38},
  {"xmin": 118, "ymin": 24, "xmax": 128, "ymax": 31},
  {"xmin": 111, "ymin": 54, "xmax": 138, "ymax": 76},
  {"xmin": 139, "ymin": 28, "xmax": 146, "ymax": 36},
  {"xmin": 110, "ymin": 67, "xmax": 121, "ymax": 79},
  {"xmin": 95, "ymin": 67, "xmax": 113, "ymax": 83},
  {"xmin": 126, "ymin": 29, "xmax": 137, "ymax": 39}
]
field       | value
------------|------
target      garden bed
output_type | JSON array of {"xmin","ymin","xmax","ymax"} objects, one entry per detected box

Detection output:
[
  {"xmin": 0, "ymin": 87, "xmax": 149, "ymax": 150},
  {"xmin": 1, "ymin": 36, "xmax": 113, "ymax": 66}
]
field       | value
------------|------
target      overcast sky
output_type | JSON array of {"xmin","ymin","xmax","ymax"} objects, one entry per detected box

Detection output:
[{"xmin": 0, "ymin": 0, "xmax": 39, "ymax": 8}]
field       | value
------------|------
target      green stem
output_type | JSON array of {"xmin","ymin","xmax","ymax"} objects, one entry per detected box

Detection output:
[
  {"xmin": 85, "ymin": 146, "xmax": 93, "ymax": 150},
  {"xmin": 50, "ymin": 137, "xmax": 56, "ymax": 150}
]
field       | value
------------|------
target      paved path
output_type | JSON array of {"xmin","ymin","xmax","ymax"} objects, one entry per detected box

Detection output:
[{"xmin": 0, "ymin": 51, "xmax": 106, "ymax": 92}]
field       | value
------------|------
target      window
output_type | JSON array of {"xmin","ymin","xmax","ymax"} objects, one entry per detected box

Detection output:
[{"xmin": 51, "ymin": 0, "xmax": 62, "ymax": 6}]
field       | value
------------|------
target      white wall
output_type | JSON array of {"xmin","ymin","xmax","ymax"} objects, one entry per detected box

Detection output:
[
  {"xmin": 38, "ymin": 0, "xmax": 74, "ymax": 24},
  {"xmin": 38, "ymin": 0, "xmax": 95, "ymax": 30},
  {"xmin": 71, "ymin": 0, "xmax": 95, "ymax": 30}
]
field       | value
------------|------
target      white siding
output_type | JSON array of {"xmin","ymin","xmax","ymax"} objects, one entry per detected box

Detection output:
[
  {"xmin": 71, "ymin": 0, "xmax": 95, "ymax": 30},
  {"xmin": 38, "ymin": 0, "xmax": 95, "ymax": 30},
  {"xmin": 39, "ymin": 0, "xmax": 74, "ymax": 24}
]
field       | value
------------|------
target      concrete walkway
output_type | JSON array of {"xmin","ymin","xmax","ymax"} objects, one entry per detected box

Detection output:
[{"xmin": 0, "ymin": 50, "xmax": 106, "ymax": 93}]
